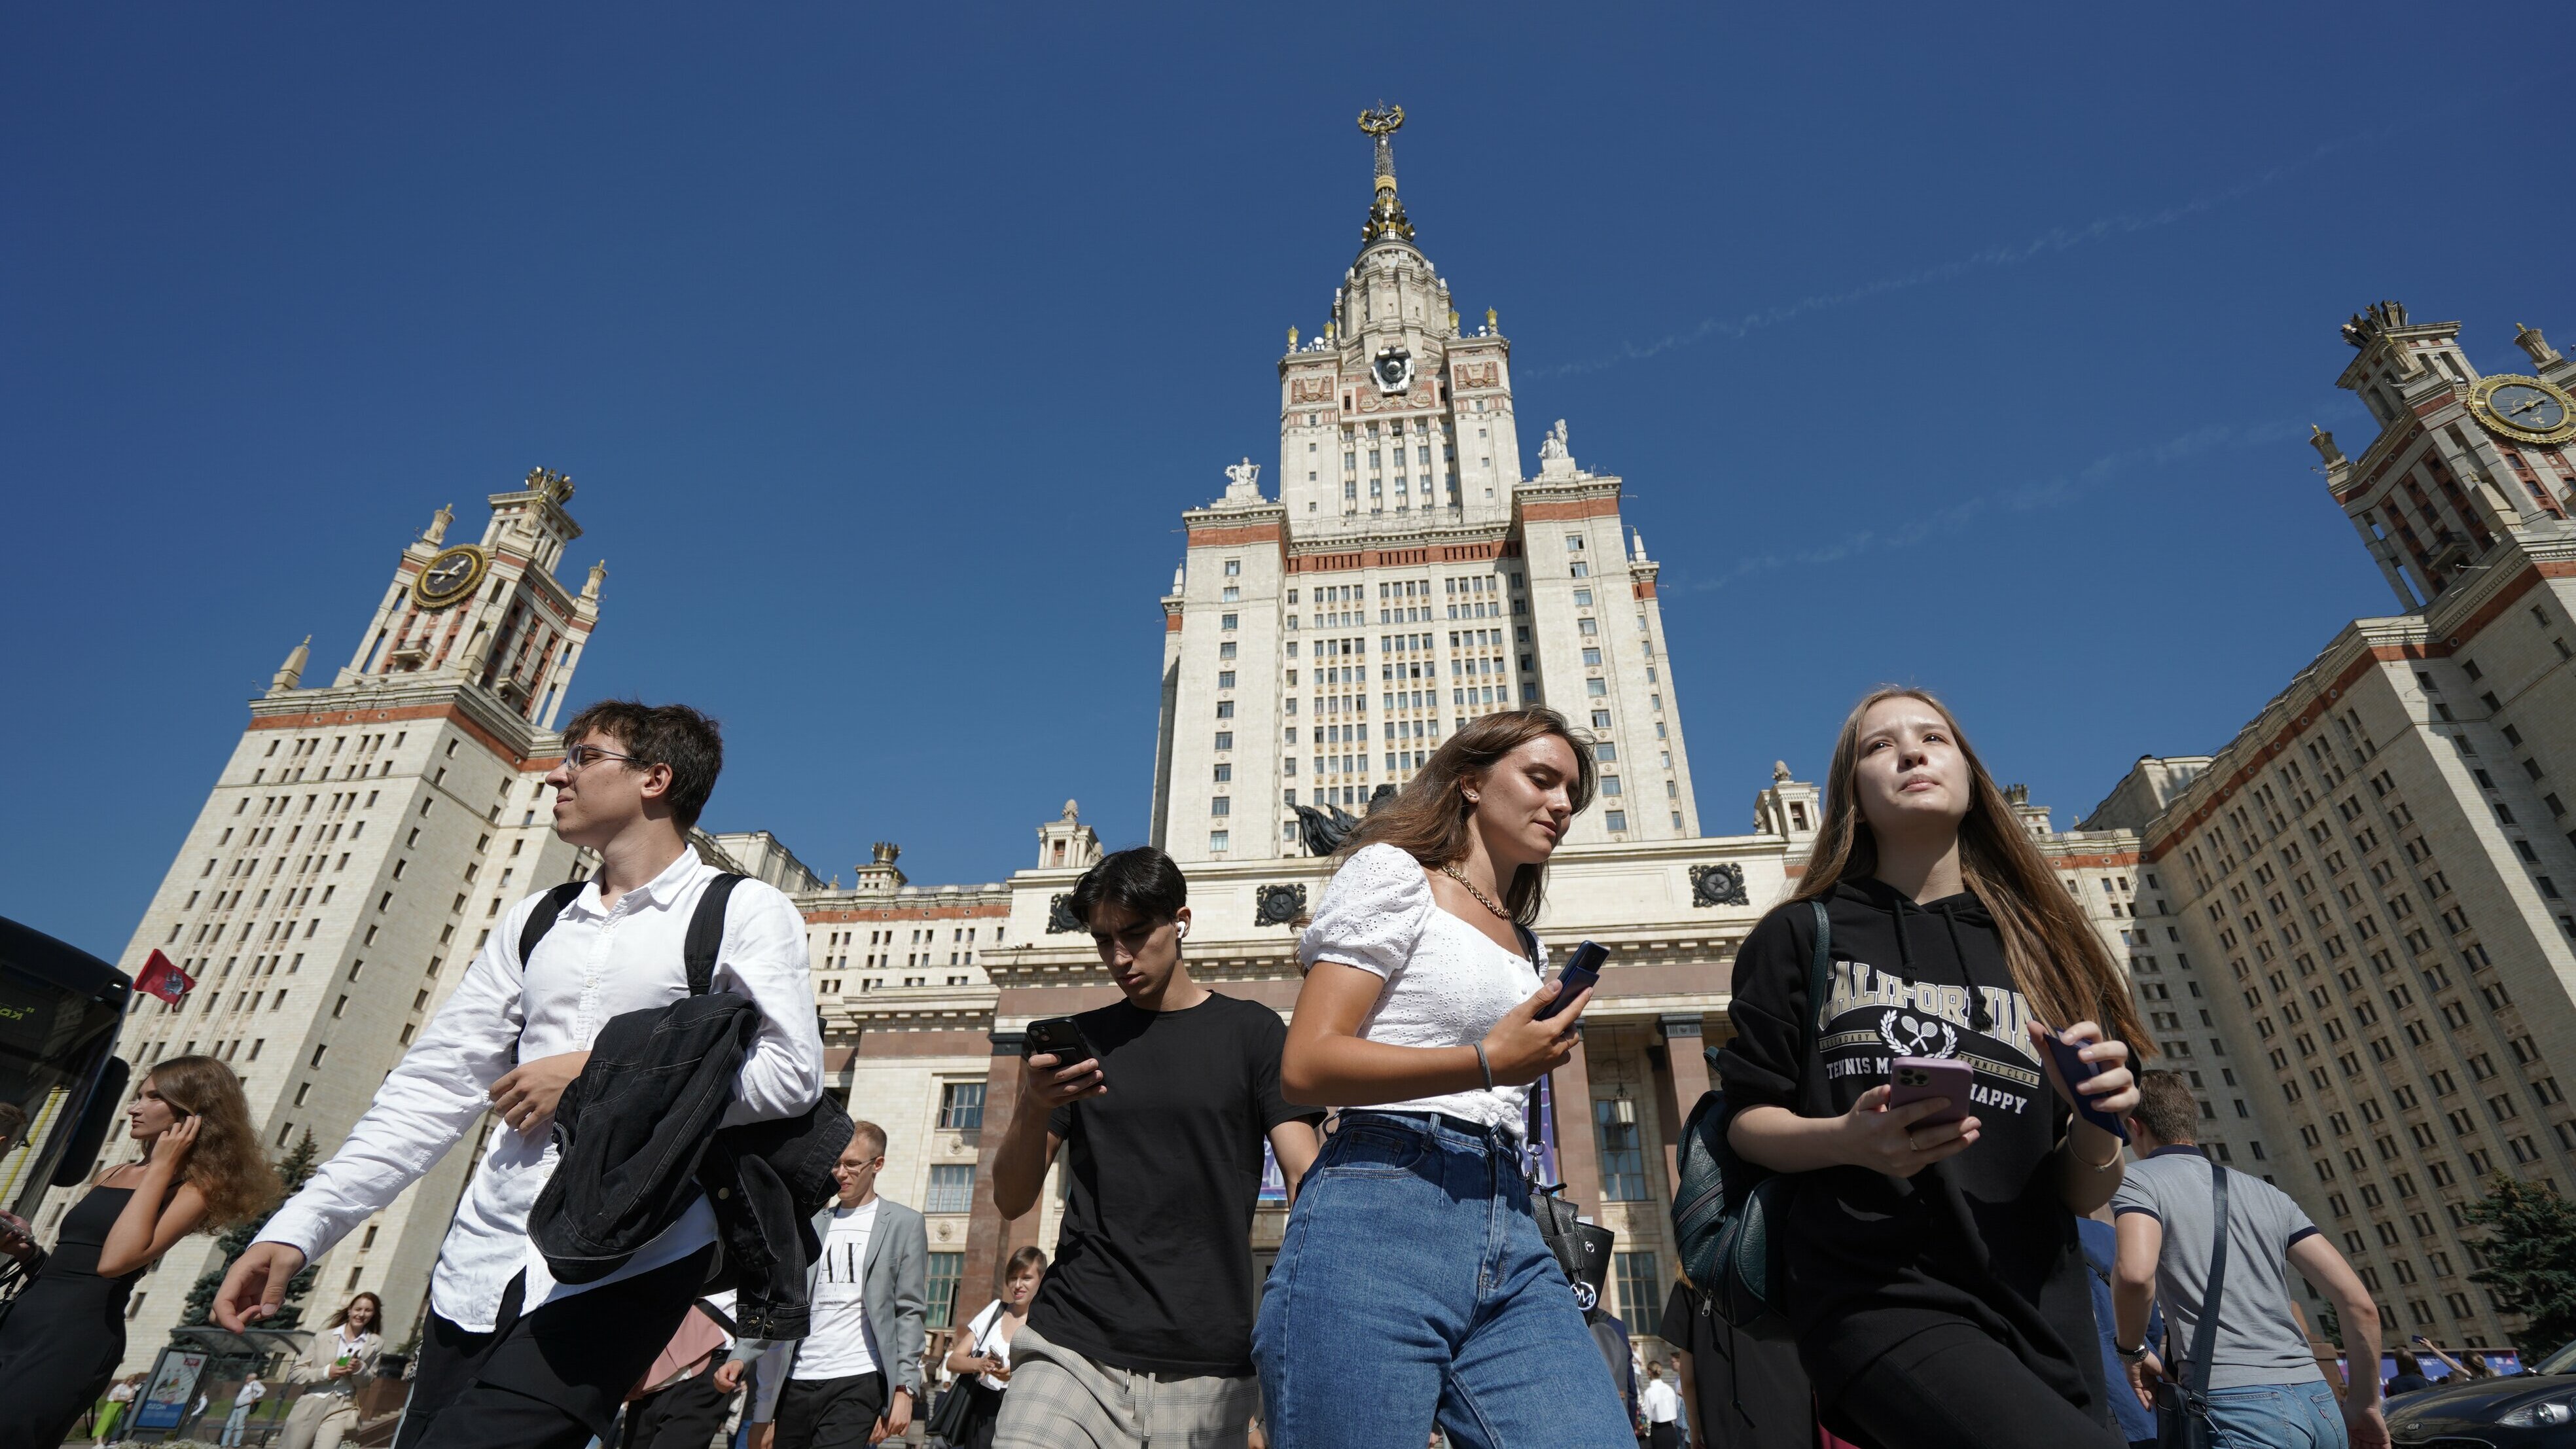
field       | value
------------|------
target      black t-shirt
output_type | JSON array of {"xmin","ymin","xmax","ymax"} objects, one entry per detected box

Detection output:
[
  {"xmin": 1659, "ymin": 1282, "xmax": 1811, "ymax": 1449},
  {"xmin": 1715, "ymin": 878, "xmax": 2111, "ymax": 1422},
  {"xmin": 1029, "ymin": 992, "xmax": 1317, "ymax": 1377}
]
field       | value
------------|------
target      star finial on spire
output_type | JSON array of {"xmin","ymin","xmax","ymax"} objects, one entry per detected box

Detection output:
[{"xmin": 1357, "ymin": 105, "xmax": 1414, "ymax": 245}]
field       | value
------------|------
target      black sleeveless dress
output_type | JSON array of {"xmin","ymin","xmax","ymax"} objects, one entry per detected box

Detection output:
[{"xmin": 0, "ymin": 1185, "xmax": 142, "ymax": 1449}]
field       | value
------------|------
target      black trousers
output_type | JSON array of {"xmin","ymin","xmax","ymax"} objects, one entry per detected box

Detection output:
[
  {"xmin": 774, "ymin": 1372, "xmax": 887, "ymax": 1449},
  {"xmin": 621, "ymin": 1361, "xmax": 738, "ymax": 1449},
  {"xmin": 1827, "ymin": 1324, "xmax": 2121, "ymax": 1449},
  {"xmin": 393, "ymin": 1248, "xmax": 713, "ymax": 1449}
]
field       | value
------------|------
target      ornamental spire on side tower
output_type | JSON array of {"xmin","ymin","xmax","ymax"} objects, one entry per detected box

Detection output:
[{"xmin": 1358, "ymin": 105, "xmax": 1414, "ymax": 245}]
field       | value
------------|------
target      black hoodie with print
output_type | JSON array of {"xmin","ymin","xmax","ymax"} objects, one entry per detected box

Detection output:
[{"xmin": 1716, "ymin": 877, "xmax": 2107, "ymax": 1425}]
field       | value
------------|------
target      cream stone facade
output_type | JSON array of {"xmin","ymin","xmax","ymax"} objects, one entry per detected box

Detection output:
[
  {"xmin": 1150, "ymin": 110, "xmax": 1700, "ymax": 868},
  {"xmin": 2080, "ymin": 305, "xmax": 2576, "ymax": 1351}
]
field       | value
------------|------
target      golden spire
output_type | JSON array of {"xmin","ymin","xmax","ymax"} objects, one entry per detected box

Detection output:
[{"xmin": 1357, "ymin": 105, "xmax": 1414, "ymax": 245}]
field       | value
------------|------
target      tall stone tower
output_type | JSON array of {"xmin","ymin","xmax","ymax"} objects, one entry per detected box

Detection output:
[
  {"xmin": 2317, "ymin": 302, "xmax": 2576, "ymax": 608},
  {"xmin": 1152, "ymin": 109, "xmax": 1701, "ymax": 863},
  {"xmin": 46, "ymin": 470, "xmax": 607, "ymax": 1363}
]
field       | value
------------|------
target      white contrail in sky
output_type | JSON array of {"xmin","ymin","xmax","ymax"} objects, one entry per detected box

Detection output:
[
  {"xmin": 1534, "ymin": 128, "xmax": 2390, "ymax": 380},
  {"xmin": 1679, "ymin": 419, "xmax": 2312, "ymax": 592}
]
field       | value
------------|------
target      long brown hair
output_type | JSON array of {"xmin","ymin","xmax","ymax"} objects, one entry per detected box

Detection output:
[
  {"xmin": 1338, "ymin": 708, "xmax": 1597, "ymax": 926},
  {"xmin": 145, "ymin": 1056, "xmax": 281, "ymax": 1228},
  {"xmin": 1791, "ymin": 688, "xmax": 2149, "ymax": 1052}
]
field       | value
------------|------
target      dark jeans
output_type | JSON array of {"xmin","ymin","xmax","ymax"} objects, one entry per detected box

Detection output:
[
  {"xmin": 393, "ymin": 1249, "xmax": 713, "ymax": 1449},
  {"xmin": 1829, "ymin": 1323, "xmax": 2120, "ymax": 1449},
  {"xmin": 776, "ymin": 1372, "xmax": 887, "ymax": 1449}
]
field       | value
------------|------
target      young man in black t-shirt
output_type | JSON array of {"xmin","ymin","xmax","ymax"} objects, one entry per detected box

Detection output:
[{"xmin": 990, "ymin": 848, "xmax": 1321, "ymax": 1449}]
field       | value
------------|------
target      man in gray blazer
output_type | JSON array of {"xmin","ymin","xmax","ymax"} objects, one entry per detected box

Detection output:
[{"xmin": 722, "ymin": 1121, "xmax": 928, "ymax": 1448}]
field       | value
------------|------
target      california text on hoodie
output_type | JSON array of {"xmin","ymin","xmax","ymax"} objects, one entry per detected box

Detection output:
[{"xmin": 1717, "ymin": 877, "xmax": 2110, "ymax": 1429}]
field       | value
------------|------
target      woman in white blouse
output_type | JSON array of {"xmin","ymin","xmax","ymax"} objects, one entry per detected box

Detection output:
[
  {"xmin": 1256, "ymin": 709, "xmax": 1630, "ymax": 1448},
  {"xmin": 278, "ymin": 1293, "xmax": 383, "ymax": 1449},
  {"xmin": 943, "ymin": 1245, "xmax": 1045, "ymax": 1448}
]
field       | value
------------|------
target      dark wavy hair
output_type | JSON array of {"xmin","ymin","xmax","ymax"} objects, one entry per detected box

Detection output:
[{"xmin": 1338, "ymin": 708, "xmax": 1596, "ymax": 926}]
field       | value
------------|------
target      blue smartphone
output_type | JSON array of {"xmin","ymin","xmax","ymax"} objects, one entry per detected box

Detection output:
[
  {"xmin": 1532, "ymin": 940, "xmax": 1608, "ymax": 1020},
  {"xmin": 2040, "ymin": 1027, "xmax": 2130, "ymax": 1142}
]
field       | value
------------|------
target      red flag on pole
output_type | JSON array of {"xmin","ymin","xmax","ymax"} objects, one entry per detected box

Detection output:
[{"xmin": 135, "ymin": 949, "xmax": 194, "ymax": 1006}]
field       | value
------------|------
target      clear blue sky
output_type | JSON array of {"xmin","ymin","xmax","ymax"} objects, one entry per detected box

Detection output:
[{"xmin": 7, "ymin": 6, "xmax": 2571, "ymax": 958}]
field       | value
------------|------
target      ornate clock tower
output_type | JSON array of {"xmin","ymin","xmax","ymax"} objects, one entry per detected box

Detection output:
[
  {"xmin": 2312, "ymin": 302, "xmax": 2576, "ymax": 609},
  {"xmin": 340, "ymin": 466, "xmax": 603, "ymax": 728}
]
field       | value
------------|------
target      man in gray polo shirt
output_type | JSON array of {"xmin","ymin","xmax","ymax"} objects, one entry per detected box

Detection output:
[{"xmin": 2111, "ymin": 1071, "xmax": 2390, "ymax": 1449}]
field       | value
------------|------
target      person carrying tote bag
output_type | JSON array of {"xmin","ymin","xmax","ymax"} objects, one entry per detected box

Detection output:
[{"xmin": 935, "ymin": 1247, "xmax": 1044, "ymax": 1448}]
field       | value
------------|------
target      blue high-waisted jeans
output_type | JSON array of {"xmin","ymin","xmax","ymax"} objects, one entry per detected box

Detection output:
[{"xmin": 1253, "ymin": 1111, "xmax": 1636, "ymax": 1449}]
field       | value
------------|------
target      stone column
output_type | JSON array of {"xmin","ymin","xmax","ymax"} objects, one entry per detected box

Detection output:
[
  {"xmin": 960, "ymin": 1031, "xmax": 1043, "ymax": 1311},
  {"xmin": 1551, "ymin": 1033, "xmax": 1605, "ymax": 1215},
  {"xmin": 1660, "ymin": 1013, "xmax": 1713, "ymax": 1192}
]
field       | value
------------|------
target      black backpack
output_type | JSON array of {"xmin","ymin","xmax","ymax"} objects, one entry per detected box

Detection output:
[{"xmin": 1669, "ymin": 899, "xmax": 1831, "ymax": 1338}]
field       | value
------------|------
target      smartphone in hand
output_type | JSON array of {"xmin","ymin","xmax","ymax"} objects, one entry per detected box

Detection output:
[
  {"xmin": 1022, "ymin": 1016, "xmax": 1100, "ymax": 1070},
  {"xmin": 1887, "ymin": 1058, "xmax": 1974, "ymax": 1128},
  {"xmin": 1532, "ymin": 940, "xmax": 1609, "ymax": 1021},
  {"xmin": 2037, "ymin": 1026, "xmax": 2130, "ymax": 1142}
]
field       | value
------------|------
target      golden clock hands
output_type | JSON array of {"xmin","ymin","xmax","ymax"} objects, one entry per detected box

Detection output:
[{"xmin": 2505, "ymin": 393, "xmax": 2553, "ymax": 418}]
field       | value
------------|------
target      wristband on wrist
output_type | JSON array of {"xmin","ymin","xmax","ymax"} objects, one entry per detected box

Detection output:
[
  {"xmin": 2117, "ymin": 1342, "xmax": 2149, "ymax": 1362},
  {"xmin": 1475, "ymin": 1043, "xmax": 1495, "ymax": 1091}
]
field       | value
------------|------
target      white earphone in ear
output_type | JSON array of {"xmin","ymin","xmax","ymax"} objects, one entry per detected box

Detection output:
[{"xmin": 1175, "ymin": 921, "xmax": 1189, "ymax": 939}]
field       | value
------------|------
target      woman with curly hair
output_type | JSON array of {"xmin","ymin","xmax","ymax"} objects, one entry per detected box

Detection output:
[{"xmin": 0, "ymin": 1055, "xmax": 279, "ymax": 1449}]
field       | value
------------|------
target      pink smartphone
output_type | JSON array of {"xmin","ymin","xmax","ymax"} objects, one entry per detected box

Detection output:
[{"xmin": 1887, "ymin": 1058, "xmax": 1973, "ymax": 1128}]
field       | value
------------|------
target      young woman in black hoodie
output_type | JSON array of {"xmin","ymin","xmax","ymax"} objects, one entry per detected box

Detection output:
[{"xmin": 1719, "ymin": 688, "xmax": 2147, "ymax": 1449}]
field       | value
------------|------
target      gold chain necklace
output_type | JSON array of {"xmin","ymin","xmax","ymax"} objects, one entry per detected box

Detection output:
[{"xmin": 1440, "ymin": 864, "xmax": 1512, "ymax": 920}]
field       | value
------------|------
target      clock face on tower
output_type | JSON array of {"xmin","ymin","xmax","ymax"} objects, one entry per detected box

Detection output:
[
  {"xmin": 2469, "ymin": 374, "xmax": 2576, "ymax": 444},
  {"xmin": 412, "ymin": 545, "xmax": 489, "ymax": 609},
  {"xmin": 1372, "ymin": 347, "xmax": 1413, "ymax": 394}
]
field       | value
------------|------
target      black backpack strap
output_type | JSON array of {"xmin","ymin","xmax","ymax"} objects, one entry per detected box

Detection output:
[
  {"xmin": 1801, "ymin": 900, "xmax": 1834, "ymax": 1113},
  {"xmin": 685, "ymin": 874, "xmax": 748, "ymax": 996},
  {"xmin": 518, "ymin": 881, "xmax": 588, "ymax": 970},
  {"xmin": 2183, "ymin": 1160, "xmax": 2232, "ymax": 1397}
]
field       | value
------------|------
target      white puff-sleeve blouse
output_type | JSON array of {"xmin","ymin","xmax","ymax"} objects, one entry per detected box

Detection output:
[{"xmin": 1297, "ymin": 842, "xmax": 1547, "ymax": 1136}]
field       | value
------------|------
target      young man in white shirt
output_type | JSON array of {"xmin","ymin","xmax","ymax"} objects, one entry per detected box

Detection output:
[
  {"xmin": 213, "ymin": 701, "xmax": 825, "ymax": 1449},
  {"xmin": 718, "ymin": 1122, "xmax": 928, "ymax": 1449}
]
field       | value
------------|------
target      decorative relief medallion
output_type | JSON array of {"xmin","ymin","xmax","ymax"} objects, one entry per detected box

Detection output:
[
  {"xmin": 1291, "ymin": 376, "xmax": 1337, "ymax": 404},
  {"xmin": 1046, "ymin": 894, "xmax": 1084, "ymax": 934},
  {"xmin": 1254, "ymin": 883, "xmax": 1308, "ymax": 927},
  {"xmin": 2467, "ymin": 374, "xmax": 2576, "ymax": 445},
  {"xmin": 1689, "ymin": 863, "xmax": 1749, "ymax": 908},
  {"xmin": 1452, "ymin": 361, "xmax": 1499, "ymax": 390},
  {"xmin": 412, "ymin": 545, "xmax": 490, "ymax": 609}
]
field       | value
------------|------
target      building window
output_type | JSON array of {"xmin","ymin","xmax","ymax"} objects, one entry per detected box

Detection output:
[
  {"xmin": 1213, "ymin": 764, "xmax": 1232, "ymax": 783},
  {"xmin": 1600, "ymin": 775, "xmax": 1623, "ymax": 796},
  {"xmin": 937, "ymin": 1082, "xmax": 985, "ymax": 1131},
  {"xmin": 1210, "ymin": 831, "xmax": 1232, "ymax": 851},
  {"xmin": 1596, "ymin": 1099, "xmax": 1650, "ymax": 1201},
  {"xmin": 1214, "ymin": 732, "xmax": 1233, "ymax": 751},
  {"xmin": 1224, "ymin": 559, "xmax": 1241, "ymax": 577},
  {"xmin": 1222, "ymin": 586, "xmax": 1240, "ymax": 602},
  {"xmin": 1582, "ymin": 648, "xmax": 1602, "ymax": 666},
  {"xmin": 1212, "ymin": 796, "xmax": 1232, "ymax": 816},
  {"xmin": 1222, "ymin": 614, "xmax": 1238, "ymax": 631},
  {"xmin": 925, "ymin": 1251, "xmax": 965, "ymax": 1329},
  {"xmin": 1586, "ymin": 679, "xmax": 1607, "ymax": 697},
  {"xmin": 1615, "ymin": 1249, "xmax": 1662, "ymax": 1326},
  {"xmin": 1605, "ymin": 810, "xmax": 1628, "ymax": 832},
  {"xmin": 925, "ymin": 1164, "xmax": 975, "ymax": 1215}
]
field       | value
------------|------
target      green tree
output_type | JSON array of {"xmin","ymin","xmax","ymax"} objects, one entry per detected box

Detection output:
[
  {"xmin": 2461, "ymin": 1174, "xmax": 2576, "ymax": 1355},
  {"xmin": 178, "ymin": 1132, "xmax": 322, "ymax": 1331}
]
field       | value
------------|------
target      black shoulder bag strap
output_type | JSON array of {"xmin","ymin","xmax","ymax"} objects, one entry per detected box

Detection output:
[
  {"xmin": 1801, "ymin": 900, "xmax": 1833, "ymax": 1113},
  {"xmin": 2175, "ymin": 1160, "xmax": 2232, "ymax": 1446},
  {"xmin": 683, "ymin": 874, "xmax": 748, "ymax": 996}
]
